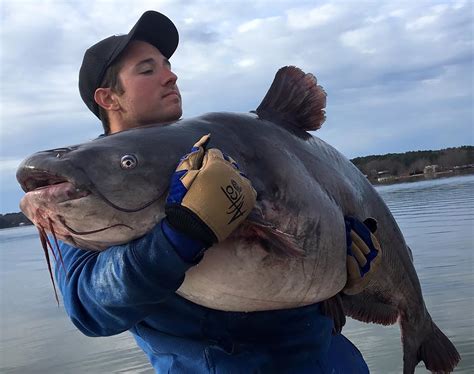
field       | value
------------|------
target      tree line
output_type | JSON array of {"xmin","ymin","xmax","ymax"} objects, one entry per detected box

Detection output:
[
  {"xmin": 0, "ymin": 212, "xmax": 32, "ymax": 229},
  {"xmin": 351, "ymin": 145, "xmax": 473, "ymax": 182}
]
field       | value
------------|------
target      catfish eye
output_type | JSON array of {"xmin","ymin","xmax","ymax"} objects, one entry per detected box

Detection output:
[{"xmin": 120, "ymin": 154, "xmax": 138, "ymax": 170}]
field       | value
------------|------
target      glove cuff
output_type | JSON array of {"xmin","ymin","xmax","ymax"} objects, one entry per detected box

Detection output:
[
  {"xmin": 165, "ymin": 204, "xmax": 218, "ymax": 247},
  {"xmin": 161, "ymin": 219, "xmax": 208, "ymax": 263}
]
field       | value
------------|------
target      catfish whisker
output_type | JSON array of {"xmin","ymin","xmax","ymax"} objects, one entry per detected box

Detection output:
[
  {"xmin": 48, "ymin": 218, "xmax": 66, "ymax": 275},
  {"xmin": 37, "ymin": 225, "xmax": 60, "ymax": 306}
]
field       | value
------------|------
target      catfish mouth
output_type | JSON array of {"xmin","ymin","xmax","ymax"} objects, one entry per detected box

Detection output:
[
  {"xmin": 20, "ymin": 169, "xmax": 90, "ymax": 202},
  {"xmin": 21, "ymin": 168, "xmax": 164, "ymax": 212}
]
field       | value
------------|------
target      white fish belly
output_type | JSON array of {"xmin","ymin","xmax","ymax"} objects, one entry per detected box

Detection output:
[{"xmin": 177, "ymin": 240, "xmax": 347, "ymax": 311}]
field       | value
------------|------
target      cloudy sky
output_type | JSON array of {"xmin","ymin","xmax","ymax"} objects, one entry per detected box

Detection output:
[{"xmin": 1, "ymin": 0, "xmax": 473, "ymax": 213}]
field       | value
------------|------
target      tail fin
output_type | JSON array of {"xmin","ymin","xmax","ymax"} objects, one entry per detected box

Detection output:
[
  {"xmin": 255, "ymin": 66, "xmax": 326, "ymax": 135},
  {"xmin": 417, "ymin": 322, "xmax": 460, "ymax": 373},
  {"xmin": 402, "ymin": 320, "xmax": 460, "ymax": 373}
]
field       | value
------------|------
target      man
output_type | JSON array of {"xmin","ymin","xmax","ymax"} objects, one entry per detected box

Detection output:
[{"xmin": 55, "ymin": 10, "xmax": 379, "ymax": 373}]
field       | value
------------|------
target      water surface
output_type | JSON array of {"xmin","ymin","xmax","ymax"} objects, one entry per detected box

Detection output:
[
  {"xmin": 1, "ymin": 175, "xmax": 473, "ymax": 373},
  {"xmin": 344, "ymin": 175, "xmax": 474, "ymax": 373}
]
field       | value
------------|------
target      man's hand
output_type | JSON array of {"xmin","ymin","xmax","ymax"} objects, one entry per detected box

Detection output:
[
  {"xmin": 165, "ymin": 134, "xmax": 257, "ymax": 250},
  {"xmin": 342, "ymin": 216, "xmax": 382, "ymax": 295}
]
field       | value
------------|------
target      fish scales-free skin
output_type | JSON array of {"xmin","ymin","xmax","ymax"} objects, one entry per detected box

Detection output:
[{"xmin": 17, "ymin": 66, "xmax": 459, "ymax": 373}]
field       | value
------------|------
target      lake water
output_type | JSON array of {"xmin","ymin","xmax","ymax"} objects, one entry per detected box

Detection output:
[{"xmin": 1, "ymin": 175, "xmax": 473, "ymax": 373}]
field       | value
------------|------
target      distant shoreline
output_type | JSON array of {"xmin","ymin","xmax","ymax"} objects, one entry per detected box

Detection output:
[
  {"xmin": 371, "ymin": 168, "xmax": 474, "ymax": 186},
  {"xmin": 350, "ymin": 145, "xmax": 473, "ymax": 187},
  {"xmin": 0, "ymin": 212, "xmax": 32, "ymax": 229}
]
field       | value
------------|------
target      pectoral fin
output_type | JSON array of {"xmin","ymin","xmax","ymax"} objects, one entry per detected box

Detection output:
[{"xmin": 238, "ymin": 211, "xmax": 305, "ymax": 257}]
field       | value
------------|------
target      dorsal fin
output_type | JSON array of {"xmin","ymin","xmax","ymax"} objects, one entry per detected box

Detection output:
[{"xmin": 255, "ymin": 66, "xmax": 326, "ymax": 134}]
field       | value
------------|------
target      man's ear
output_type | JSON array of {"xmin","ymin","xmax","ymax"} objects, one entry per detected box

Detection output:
[{"xmin": 94, "ymin": 88, "xmax": 120, "ymax": 112}]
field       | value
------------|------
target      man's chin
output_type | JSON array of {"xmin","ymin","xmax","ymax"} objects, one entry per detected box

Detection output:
[
  {"xmin": 166, "ymin": 106, "xmax": 183, "ymax": 122},
  {"xmin": 145, "ymin": 109, "xmax": 182, "ymax": 126}
]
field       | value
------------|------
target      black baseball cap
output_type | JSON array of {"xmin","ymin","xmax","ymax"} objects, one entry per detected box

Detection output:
[{"xmin": 79, "ymin": 11, "xmax": 179, "ymax": 118}]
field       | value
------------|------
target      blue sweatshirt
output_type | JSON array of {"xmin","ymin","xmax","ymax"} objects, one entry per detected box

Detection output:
[{"xmin": 53, "ymin": 223, "xmax": 369, "ymax": 373}]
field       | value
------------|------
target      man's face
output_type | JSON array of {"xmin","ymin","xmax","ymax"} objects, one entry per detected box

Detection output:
[{"xmin": 114, "ymin": 40, "xmax": 182, "ymax": 130}]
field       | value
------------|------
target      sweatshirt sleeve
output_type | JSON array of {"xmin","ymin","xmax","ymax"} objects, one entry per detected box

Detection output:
[{"xmin": 53, "ymin": 223, "xmax": 196, "ymax": 337}]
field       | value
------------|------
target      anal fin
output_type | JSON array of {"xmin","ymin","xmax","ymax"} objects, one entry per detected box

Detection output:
[{"xmin": 341, "ymin": 291, "xmax": 399, "ymax": 326}]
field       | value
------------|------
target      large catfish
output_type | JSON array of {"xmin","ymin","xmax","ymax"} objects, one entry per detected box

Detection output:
[{"xmin": 17, "ymin": 67, "xmax": 459, "ymax": 373}]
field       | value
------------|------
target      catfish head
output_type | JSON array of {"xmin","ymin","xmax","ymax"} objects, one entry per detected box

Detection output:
[{"xmin": 16, "ymin": 127, "xmax": 190, "ymax": 250}]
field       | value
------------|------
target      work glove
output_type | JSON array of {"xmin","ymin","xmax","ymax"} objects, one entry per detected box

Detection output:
[
  {"xmin": 342, "ymin": 216, "xmax": 382, "ymax": 295},
  {"xmin": 164, "ymin": 134, "xmax": 257, "ymax": 261}
]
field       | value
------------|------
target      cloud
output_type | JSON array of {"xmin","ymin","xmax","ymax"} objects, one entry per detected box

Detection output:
[
  {"xmin": 405, "ymin": 3, "xmax": 448, "ymax": 31},
  {"xmin": 238, "ymin": 19, "xmax": 265, "ymax": 33},
  {"xmin": 1, "ymin": 0, "xmax": 473, "ymax": 212},
  {"xmin": 286, "ymin": 4, "xmax": 342, "ymax": 29}
]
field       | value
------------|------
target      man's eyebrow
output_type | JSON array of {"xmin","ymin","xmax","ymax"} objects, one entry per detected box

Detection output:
[
  {"xmin": 135, "ymin": 58, "xmax": 171, "ymax": 68},
  {"xmin": 135, "ymin": 58, "xmax": 156, "ymax": 67}
]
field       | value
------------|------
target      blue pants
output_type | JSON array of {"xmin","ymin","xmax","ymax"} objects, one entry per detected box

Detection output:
[{"xmin": 131, "ymin": 296, "xmax": 369, "ymax": 373}]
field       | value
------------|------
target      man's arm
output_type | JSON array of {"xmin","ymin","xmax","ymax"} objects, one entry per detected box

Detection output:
[{"xmin": 54, "ymin": 222, "xmax": 196, "ymax": 337}]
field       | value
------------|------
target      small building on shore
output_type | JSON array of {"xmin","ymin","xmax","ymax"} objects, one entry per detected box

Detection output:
[
  {"xmin": 424, "ymin": 165, "xmax": 439, "ymax": 174},
  {"xmin": 377, "ymin": 170, "xmax": 395, "ymax": 183}
]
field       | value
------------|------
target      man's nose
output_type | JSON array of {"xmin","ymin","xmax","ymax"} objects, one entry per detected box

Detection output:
[{"xmin": 163, "ymin": 69, "xmax": 178, "ymax": 86}]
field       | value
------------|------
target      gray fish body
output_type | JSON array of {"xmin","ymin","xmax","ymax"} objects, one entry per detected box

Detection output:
[
  {"xmin": 17, "ymin": 67, "xmax": 459, "ymax": 373},
  {"xmin": 18, "ymin": 112, "xmax": 389, "ymax": 308}
]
